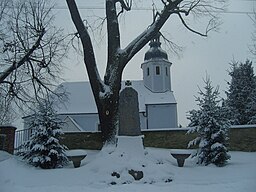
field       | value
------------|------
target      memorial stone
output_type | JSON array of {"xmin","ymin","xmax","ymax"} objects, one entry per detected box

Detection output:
[{"xmin": 118, "ymin": 86, "xmax": 141, "ymax": 136}]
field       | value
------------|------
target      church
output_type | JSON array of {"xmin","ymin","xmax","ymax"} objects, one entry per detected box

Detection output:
[{"xmin": 25, "ymin": 36, "xmax": 178, "ymax": 132}]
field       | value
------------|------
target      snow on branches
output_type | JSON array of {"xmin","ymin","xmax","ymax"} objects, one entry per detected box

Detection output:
[
  {"xmin": 187, "ymin": 77, "xmax": 230, "ymax": 167},
  {"xmin": 22, "ymin": 101, "xmax": 68, "ymax": 169},
  {"xmin": 225, "ymin": 60, "xmax": 256, "ymax": 125}
]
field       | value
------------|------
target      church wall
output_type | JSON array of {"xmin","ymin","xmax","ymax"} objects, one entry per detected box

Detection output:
[
  {"xmin": 24, "ymin": 108, "xmax": 175, "ymax": 132},
  {"xmin": 62, "ymin": 117, "xmax": 81, "ymax": 132},
  {"xmin": 153, "ymin": 73, "xmax": 164, "ymax": 92},
  {"xmin": 164, "ymin": 67, "xmax": 171, "ymax": 91},
  {"xmin": 139, "ymin": 113, "xmax": 146, "ymax": 130},
  {"xmin": 61, "ymin": 113, "xmax": 147, "ymax": 132},
  {"xmin": 142, "ymin": 62, "xmax": 154, "ymax": 91},
  {"xmin": 61, "ymin": 114, "xmax": 99, "ymax": 132},
  {"xmin": 147, "ymin": 104, "xmax": 178, "ymax": 129}
]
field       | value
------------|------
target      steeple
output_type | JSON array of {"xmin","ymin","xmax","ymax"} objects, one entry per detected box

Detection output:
[
  {"xmin": 144, "ymin": 33, "xmax": 168, "ymax": 61},
  {"xmin": 141, "ymin": 34, "xmax": 172, "ymax": 93}
]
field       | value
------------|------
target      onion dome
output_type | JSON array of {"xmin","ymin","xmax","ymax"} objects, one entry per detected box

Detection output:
[{"xmin": 144, "ymin": 35, "xmax": 168, "ymax": 61}]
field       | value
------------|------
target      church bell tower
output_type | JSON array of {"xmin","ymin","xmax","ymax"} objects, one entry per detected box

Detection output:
[{"xmin": 141, "ymin": 34, "xmax": 172, "ymax": 93}]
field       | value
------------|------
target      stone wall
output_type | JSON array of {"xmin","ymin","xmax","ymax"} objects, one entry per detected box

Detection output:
[
  {"xmin": 61, "ymin": 132, "xmax": 103, "ymax": 150},
  {"xmin": 60, "ymin": 126, "xmax": 256, "ymax": 152},
  {"xmin": 0, "ymin": 125, "xmax": 17, "ymax": 154},
  {"xmin": 229, "ymin": 127, "xmax": 256, "ymax": 152},
  {"xmin": 142, "ymin": 129, "xmax": 196, "ymax": 149}
]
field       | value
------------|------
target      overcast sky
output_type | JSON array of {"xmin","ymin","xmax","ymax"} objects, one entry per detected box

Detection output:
[{"xmin": 53, "ymin": 0, "xmax": 256, "ymax": 127}]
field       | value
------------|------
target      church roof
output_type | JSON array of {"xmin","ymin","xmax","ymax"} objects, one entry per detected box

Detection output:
[
  {"xmin": 144, "ymin": 36, "xmax": 168, "ymax": 61},
  {"xmin": 55, "ymin": 80, "xmax": 176, "ymax": 114}
]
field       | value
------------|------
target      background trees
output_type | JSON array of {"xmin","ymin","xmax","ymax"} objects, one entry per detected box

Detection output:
[
  {"xmin": 225, "ymin": 60, "xmax": 256, "ymax": 125},
  {"xmin": 187, "ymin": 59, "xmax": 255, "ymax": 166},
  {"xmin": 66, "ymin": 0, "xmax": 226, "ymax": 143},
  {"xmin": 0, "ymin": 0, "xmax": 67, "ymax": 112},
  {"xmin": 187, "ymin": 77, "xmax": 230, "ymax": 166}
]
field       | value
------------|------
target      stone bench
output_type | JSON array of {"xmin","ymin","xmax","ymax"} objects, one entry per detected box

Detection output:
[
  {"xmin": 170, "ymin": 150, "xmax": 192, "ymax": 167},
  {"xmin": 66, "ymin": 149, "xmax": 87, "ymax": 168}
]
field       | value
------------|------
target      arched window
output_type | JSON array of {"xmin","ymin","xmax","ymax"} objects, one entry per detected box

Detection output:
[
  {"xmin": 147, "ymin": 67, "xmax": 150, "ymax": 76},
  {"xmin": 156, "ymin": 66, "xmax": 160, "ymax": 75}
]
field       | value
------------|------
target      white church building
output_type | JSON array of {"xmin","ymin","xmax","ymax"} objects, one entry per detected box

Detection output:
[{"xmin": 24, "ymin": 37, "xmax": 178, "ymax": 132}]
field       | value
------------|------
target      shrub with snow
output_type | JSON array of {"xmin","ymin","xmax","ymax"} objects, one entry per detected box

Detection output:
[
  {"xmin": 187, "ymin": 77, "xmax": 231, "ymax": 167},
  {"xmin": 22, "ymin": 101, "xmax": 68, "ymax": 169}
]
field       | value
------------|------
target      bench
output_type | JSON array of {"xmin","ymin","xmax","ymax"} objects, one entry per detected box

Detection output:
[
  {"xmin": 170, "ymin": 150, "xmax": 192, "ymax": 167},
  {"xmin": 66, "ymin": 149, "xmax": 87, "ymax": 168}
]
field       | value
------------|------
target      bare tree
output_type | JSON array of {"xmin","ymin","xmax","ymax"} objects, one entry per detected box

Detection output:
[
  {"xmin": 66, "ymin": 0, "xmax": 226, "ymax": 143},
  {"xmin": 0, "ymin": 0, "xmax": 67, "ymax": 109}
]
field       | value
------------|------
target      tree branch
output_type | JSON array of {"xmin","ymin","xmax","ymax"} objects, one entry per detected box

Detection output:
[
  {"xmin": 122, "ymin": 0, "xmax": 183, "ymax": 67},
  {"xmin": 105, "ymin": 0, "xmax": 121, "ymax": 64},
  {"xmin": 104, "ymin": 0, "xmax": 124, "ymax": 86},
  {"xmin": 117, "ymin": 0, "xmax": 132, "ymax": 17},
  {"xmin": 176, "ymin": 12, "xmax": 207, "ymax": 37},
  {"xmin": 66, "ymin": 0, "xmax": 104, "ymax": 95},
  {"xmin": 0, "ymin": 28, "xmax": 45, "ymax": 83},
  {"xmin": 158, "ymin": 31, "xmax": 184, "ymax": 58}
]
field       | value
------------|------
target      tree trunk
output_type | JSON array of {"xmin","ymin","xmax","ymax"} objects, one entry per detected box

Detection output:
[
  {"xmin": 98, "ymin": 64, "xmax": 123, "ymax": 143},
  {"xmin": 98, "ymin": 94, "xmax": 119, "ymax": 143}
]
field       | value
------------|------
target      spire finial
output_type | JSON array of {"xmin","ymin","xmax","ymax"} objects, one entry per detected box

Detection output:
[
  {"xmin": 151, "ymin": 3, "xmax": 160, "ymax": 44},
  {"xmin": 149, "ymin": 32, "xmax": 161, "ymax": 48}
]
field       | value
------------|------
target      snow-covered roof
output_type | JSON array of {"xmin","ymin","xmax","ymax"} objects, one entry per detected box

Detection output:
[
  {"xmin": 55, "ymin": 80, "xmax": 176, "ymax": 114},
  {"xmin": 55, "ymin": 81, "xmax": 97, "ymax": 114}
]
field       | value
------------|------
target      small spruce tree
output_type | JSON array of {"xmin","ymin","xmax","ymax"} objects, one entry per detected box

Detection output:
[
  {"xmin": 187, "ymin": 77, "xmax": 231, "ymax": 167},
  {"xmin": 23, "ymin": 101, "xmax": 68, "ymax": 169}
]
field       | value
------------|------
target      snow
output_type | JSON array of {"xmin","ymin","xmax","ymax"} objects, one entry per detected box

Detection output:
[
  {"xmin": 0, "ymin": 151, "xmax": 12, "ymax": 161},
  {"xmin": 99, "ymin": 84, "xmax": 111, "ymax": 99},
  {"xmin": 115, "ymin": 136, "xmax": 145, "ymax": 157},
  {"xmin": 65, "ymin": 149, "xmax": 87, "ymax": 157},
  {"xmin": 1, "ymin": 147, "xmax": 256, "ymax": 192},
  {"xmin": 230, "ymin": 124, "xmax": 256, "ymax": 129},
  {"xmin": 211, "ymin": 142, "xmax": 224, "ymax": 150},
  {"xmin": 143, "ymin": 127, "xmax": 190, "ymax": 131},
  {"xmin": 138, "ymin": 125, "xmax": 256, "ymax": 132},
  {"xmin": 169, "ymin": 149, "xmax": 195, "ymax": 155},
  {"xmin": 32, "ymin": 144, "xmax": 45, "ymax": 151}
]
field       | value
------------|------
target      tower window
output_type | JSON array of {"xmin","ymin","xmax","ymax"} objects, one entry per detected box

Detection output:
[
  {"xmin": 156, "ymin": 66, "xmax": 160, "ymax": 75},
  {"xmin": 147, "ymin": 67, "xmax": 150, "ymax": 76},
  {"xmin": 166, "ymin": 67, "xmax": 168, "ymax": 76}
]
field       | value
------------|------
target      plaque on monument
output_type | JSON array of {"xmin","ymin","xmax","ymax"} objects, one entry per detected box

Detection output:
[{"xmin": 118, "ymin": 87, "xmax": 141, "ymax": 136}]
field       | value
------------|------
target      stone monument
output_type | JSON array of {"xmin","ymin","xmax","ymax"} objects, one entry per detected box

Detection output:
[
  {"xmin": 118, "ymin": 86, "xmax": 141, "ymax": 136},
  {"xmin": 116, "ymin": 84, "xmax": 145, "ymax": 180}
]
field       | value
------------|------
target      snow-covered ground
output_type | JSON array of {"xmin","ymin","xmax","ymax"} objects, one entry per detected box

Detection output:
[{"xmin": 0, "ymin": 147, "xmax": 256, "ymax": 192}]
